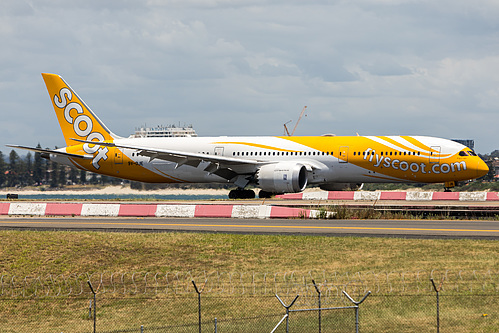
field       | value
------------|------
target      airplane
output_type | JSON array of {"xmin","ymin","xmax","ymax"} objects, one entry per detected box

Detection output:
[{"xmin": 7, "ymin": 73, "xmax": 489, "ymax": 199}]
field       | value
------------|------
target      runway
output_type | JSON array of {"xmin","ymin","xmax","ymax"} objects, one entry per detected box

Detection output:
[{"xmin": 1, "ymin": 216, "xmax": 498, "ymax": 239}]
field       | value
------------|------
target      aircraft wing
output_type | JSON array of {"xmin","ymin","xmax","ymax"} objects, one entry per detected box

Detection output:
[
  {"xmin": 71, "ymin": 139, "xmax": 268, "ymax": 182},
  {"xmin": 5, "ymin": 144, "xmax": 93, "ymax": 160}
]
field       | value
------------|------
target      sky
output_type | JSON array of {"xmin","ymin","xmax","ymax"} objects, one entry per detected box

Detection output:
[{"xmin": 1, "ymin": 0, "xmax": 498, "ymax": 154}]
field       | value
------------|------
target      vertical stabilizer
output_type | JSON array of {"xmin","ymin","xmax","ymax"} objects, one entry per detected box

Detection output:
[{"xmin": 41, "ymin": 73, "xmax": 119, "ymax": 146}]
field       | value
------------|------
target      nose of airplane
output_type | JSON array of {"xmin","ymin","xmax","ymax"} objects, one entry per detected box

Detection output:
[{"xmin": 476, "ymin": 159, "xmax": 489, "ymax": 178}]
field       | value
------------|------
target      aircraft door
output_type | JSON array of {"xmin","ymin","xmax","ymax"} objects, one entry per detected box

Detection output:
[
  {"xmin": 114, "ymin": 148, "xmax": 123, "ymax": 164},
  {"xmin": 338, "ymin": 146, "xmax": 349, "ymax": 163},
  {"xmin": 214, "ymin": 147, "xmax": 224, "ymax": 156},
  {"xmin": 429, "ymin": 146, "xmax": 440, "ymax": 164}
]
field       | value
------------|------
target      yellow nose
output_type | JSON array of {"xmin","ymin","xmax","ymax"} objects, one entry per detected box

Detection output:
[{"xmin": 476, "ymin": 159, "xmax": 489, "ymax": 178}]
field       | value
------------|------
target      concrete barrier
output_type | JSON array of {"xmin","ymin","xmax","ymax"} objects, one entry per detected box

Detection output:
[
  {"xmin": 156, "ymin": 204, "xmax": 196, "ymax": 218},
  {"xmin": 459, "ymin": 192, "xmax": 487, "ymax": 202},
  {"xmin": 0, "ymin": 202, "xmax": 322, "ymax": 219},
  {"xmin": 8, "ymin": 202, "xmax": 46, "ymax": 216},
  {"xmin": 81, "ymin": 204, "xmax": 121, "ymax": 217},
  {"xmin": 119, "ymin": 204, "xmax": 157, "ymax": 217},
  {"xmin": 278, "ymin": 191, "xmax": 498, "ymax": 202}
]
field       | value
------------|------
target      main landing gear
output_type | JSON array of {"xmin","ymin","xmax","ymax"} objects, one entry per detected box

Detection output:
[
  {"xmin": 258, "ymin": 190, "xmax": 281, "ymax": 199},
  {"xmin": 228, "ymin": 189, "xmax": 255, "ymax": 199}
]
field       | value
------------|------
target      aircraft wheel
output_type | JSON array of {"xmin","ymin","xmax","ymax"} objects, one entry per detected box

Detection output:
[
  {"xmin": 258, "ymin": 190, "xmax": 274, "ymax": 199},
  {"xmin": 228, "ymin": 189, "xmax": 255, "ymax": 199}
]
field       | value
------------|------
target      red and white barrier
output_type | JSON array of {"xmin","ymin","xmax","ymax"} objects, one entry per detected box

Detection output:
[
  {"xmin": 0, "ymin": 202, "xmax": 325, "ymax": 219},
  {"xmin": 277, "ymin": 191, "xmax": 499, "ymax": 201}
]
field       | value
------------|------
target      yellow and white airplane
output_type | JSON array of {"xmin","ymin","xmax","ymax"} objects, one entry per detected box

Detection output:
[{"xmin": 8, "ymin": 73, "xmax": 489, "ymax": 198}]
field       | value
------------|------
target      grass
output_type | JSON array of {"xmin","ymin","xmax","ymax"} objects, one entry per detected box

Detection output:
[
  {"xmin": 0, "ymin": 230, "xmax": 498, "ymax": 276},
  {"xmin": 0, "ymin": 230, "xmax": 498, "ymax": 332}
]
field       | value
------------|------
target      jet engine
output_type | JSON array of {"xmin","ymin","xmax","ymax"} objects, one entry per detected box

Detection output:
[{"xmin": 256, "ymin": 162, "xmax": 308, "ymax": 193}]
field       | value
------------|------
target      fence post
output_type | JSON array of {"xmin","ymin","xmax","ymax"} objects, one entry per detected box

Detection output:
[
  {"xmin": 87, "ymin": 281, "xmax": 97, "ymax": 333},
  {"xmin": 342, "ymin": 290, "xmax": 371, "ymax": 333},
  {"xmin": 312, "ymin": 279, "xmax": 322, "ymax": 333},
  {"xmin": 431, "ymin": 278, "xmax": 444, "ymax": 333},
  {"xmin": 275, "ymin": 294, "xmax": 299, "ymax": 333},
  {"xmin": 89, "ymin": 300, "xmax": 92, "ymax": 319},
  {"xmin": 192, "ymin": 279, "xmax": 207, "ymax": 333}
]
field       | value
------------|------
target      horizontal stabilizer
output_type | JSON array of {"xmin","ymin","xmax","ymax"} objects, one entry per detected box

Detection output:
[{"xmin": 5, "ymin": 144, "xmax": 93, "ymax": 160}]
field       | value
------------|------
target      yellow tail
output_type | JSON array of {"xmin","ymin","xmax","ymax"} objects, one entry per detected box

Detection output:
[{"xmin": 41, "ymin": 73, "xmax": 118, "ymax": 146}]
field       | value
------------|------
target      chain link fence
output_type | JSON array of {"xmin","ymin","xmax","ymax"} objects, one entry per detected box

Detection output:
[{"xmin": 0, "ymin": 270, "xmax": 497, "ymax": 332}]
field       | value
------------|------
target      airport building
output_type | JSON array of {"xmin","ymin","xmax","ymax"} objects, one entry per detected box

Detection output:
[
  {"xmin": 451, "ymin": 139, "xmax": 474, "ymax": 151},
  {"xmin": 129, "ymin": 125, "xmax": 197, "ymax": 138}
]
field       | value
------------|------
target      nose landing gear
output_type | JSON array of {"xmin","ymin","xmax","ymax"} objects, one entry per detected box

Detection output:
[{"xmin": 444, "ymin": 181, "xmax": 456, "ymax": 192}]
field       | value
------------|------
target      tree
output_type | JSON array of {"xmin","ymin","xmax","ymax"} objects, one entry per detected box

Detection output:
[
  {"xmin": 80, "ymin": 169, "xmax": 87, "ymax": 184},
  {"xmin": 57, "ymin": 164, "xmax": 66, "ymax": 187},
  {"xmin": 23, "ymin": 152, "xmax": 33, "ymax": 186},
  {"xmin": 69, "ymin": 167, "xmax": 78, "ymax": 185},
  {"xmin": 33, "ymin": 143, "xmax": 44, "ymax": 185},
  {"xmin": 7, "ymin": 150, "xmax": 20, "ymax": 187},
  {"xmin": 0, "ymin": 152, "xmax": 6, "ymax": 187},
  {"xmin": 90, "ymin": 172, "xmax": 98, "ymax": 185},
  {"xmin": 50, "ymin": 160, "xmax": 58, "ymax": 188}
]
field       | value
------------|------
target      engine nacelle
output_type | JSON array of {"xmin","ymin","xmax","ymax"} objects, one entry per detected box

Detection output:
[{"xmin": 257, "ymin": 162, "xmax": 308, "ymax": 193}]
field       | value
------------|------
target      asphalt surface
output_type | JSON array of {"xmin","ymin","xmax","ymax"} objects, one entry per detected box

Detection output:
[{"xmin": 1, "ymin": 216, "xmax": 498, "ymax": 239}]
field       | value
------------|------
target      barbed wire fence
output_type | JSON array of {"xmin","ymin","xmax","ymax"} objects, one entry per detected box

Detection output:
[
  {"xmin": 0, "ymin": 270, "xmax": 498, "ymax": 332},
  {"xmin": 2, "ymin": 269, "xmax": 498, "ymax": 299}
]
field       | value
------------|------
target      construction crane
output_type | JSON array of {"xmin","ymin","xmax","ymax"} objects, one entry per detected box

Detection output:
[{"xmin": 284, "ymin": 106, "xmax": 307, "ymax": 136}]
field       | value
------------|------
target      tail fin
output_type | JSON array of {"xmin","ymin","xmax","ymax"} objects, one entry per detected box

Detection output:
[{"xmin": 41, "ymin": 73, "xmax": 120, "ymax": 146}]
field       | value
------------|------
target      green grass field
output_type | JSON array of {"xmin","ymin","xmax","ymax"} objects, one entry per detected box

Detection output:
[
  {"xmin": 1, "ymin": 230, "xmax": 498, "ymax": 275},
  {"xmin": 1, "ymin": 230, "xmax": 498, "ymax": 332}
]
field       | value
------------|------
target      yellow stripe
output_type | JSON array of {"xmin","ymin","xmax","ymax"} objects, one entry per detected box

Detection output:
[
  {"xmin": 402, "ymin": 136, "xmax": 433, "ymax": 152},
  {"xmin": 377, "ymin": 136, "xmax": 416, "ymax": 152},
  {"xmin": 1, "ymin": 220, "xmax": 498, "ymax": 234}
]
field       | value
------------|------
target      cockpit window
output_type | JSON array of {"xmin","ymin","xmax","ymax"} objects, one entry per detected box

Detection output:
[{"xmin": 459, "ymin": 150, "xmax": 477, "ymax": 157}]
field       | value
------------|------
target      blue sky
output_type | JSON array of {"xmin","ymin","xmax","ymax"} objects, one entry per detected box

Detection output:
[{"xmin": 1, "ymin": 0, "xmax": 498, "ymax": 154}]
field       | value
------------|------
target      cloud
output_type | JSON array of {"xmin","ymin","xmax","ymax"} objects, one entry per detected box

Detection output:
[{"xmin": 0, "ymin": 0, "xmax": 497, "ymax": 154}]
